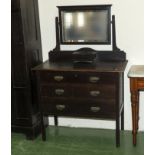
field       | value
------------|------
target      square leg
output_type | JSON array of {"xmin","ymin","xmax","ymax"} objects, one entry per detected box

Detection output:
[
  {"xmin": 116, "ymin": 115, "xmax": 120, "ymax": 147},
  {"xmin": 41, "ymin": 113, "xmax": 46, "ymax": 141},
  {"xmin": 54, "ymin": 115, "xmax": 58, "ymax": 126},
  {"xmin": 121, "ymin": 107, "xmax": 124, "ymax": 131}
]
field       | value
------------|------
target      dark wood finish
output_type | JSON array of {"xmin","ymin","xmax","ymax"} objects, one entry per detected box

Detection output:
[
  {"xmin": 53, "ymin": 17, "xmax": 60, "ymax": 52},
  {"xmin": 112, "ymin": 15, "xmax": 120, "ymax": 52},
  {"xmin": 54, "ymin": 115, "xmax": 58, "ymax": 126},
  {"xmin": 49, "ymin": 10, "xmax": 126, "ymax": 62},
  {"xmin": 129, "ymin": 77, "xmax": 144, "ymax": 145},
  {"xmin": 49, "ymin": 49, "xmax": 126, "ymax": 62},
  {"xmin": 11, "ymin": 0, "xmax": 45, "ymax": 139},
  {"xmin": 33, "ymin": 60, "xmax": 127, "ymax": 146}
]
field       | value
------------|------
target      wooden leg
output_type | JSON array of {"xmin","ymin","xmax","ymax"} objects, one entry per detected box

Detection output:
[
  {"xmin": 121, "ymin": 107, "xmax": 124, "ymax": 131},
  {"xmin": 54, "ymin": 115, "xmax": 58, "ymax": 126},
  {"xmin": 41, "ymin": 113, "xmax": 46, "ymax": 141},
  {"xmin": 131, "ymin": 91, "xmax": 139, "ymax": 146},
  {"xmin": 136, "ymin": 94, "xmax": 140, "ymax": 130},
  {"xmin": 116, "ymin": 114, "xmax": 120, "ymax": 147}
]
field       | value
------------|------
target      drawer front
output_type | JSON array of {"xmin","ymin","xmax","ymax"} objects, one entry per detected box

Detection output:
[
  {"xmin": 39, "ymin": 71, "xmax": 117, "ymax": 84},
  {"xmin": 41, "ymin": 84, "xmax": 73, "ymax": 97},
  {"xmin": 40, "ymin": 71, "xmax": 74, "ymax": 83},
  {"xmin": 74, "ymin": 84, "xmax": 115, "ymax": 99},
  {"xmin": 41, "ymin": 83, "xmax": 115, "ymax": 99},
  {"xmin": 39, "ymin": 71, "xmax": 117, "ymax": 119},
  {"xmin": 75, "ymin": 72, "xmax": 117, "ymax": 84},
  {"xmin": 41, "ymin": 97, "xmax": 115, "ymax": 119}
]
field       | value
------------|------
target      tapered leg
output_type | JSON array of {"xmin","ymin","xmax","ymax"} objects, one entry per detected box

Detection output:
[
  {"xmin": 41, "ymin": 113, "xmax": 46, "ymax": 141},
  {"xmin": 121, "ymin": 107, "xmax": 124, "ymax": 131},
  {"xmin": 54, "ymin": 115, "xmax": 58, "ymax": 126}
]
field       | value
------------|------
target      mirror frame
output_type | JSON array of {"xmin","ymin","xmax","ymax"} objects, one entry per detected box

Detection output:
[{"xmin": 57, "ymin": 5, "xmax": 112, "ymax": 45}]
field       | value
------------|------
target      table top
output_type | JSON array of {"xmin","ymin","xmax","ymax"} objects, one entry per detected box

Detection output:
[
  {"xmin": 128, "ymin": 65, "xmax": 144, "ymax": 78},
  {"xmin": 32, "ymin": 60, "xmax": 128, "ymax": 73}
]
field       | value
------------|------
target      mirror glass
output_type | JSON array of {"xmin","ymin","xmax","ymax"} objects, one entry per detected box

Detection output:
[{"xmin": 61, "ymin": 10, "xmax": 110, "ymax": 44}]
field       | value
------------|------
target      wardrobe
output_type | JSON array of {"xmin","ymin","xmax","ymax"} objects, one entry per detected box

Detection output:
[{"xmin": 11, "ymin": 0, "xmax": 44, "ymax": 139}]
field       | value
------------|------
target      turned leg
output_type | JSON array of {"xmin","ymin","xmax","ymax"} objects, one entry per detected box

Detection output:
[
  {"xmin": 41, "ymin": 113, "xmax": 46, "ymax": 141},
  {"xmin": 136, "ymin": 95, "xmax": 140, "ymax": 130},
  {"xmin": 131, "ymin": 91, "xmax": 139, "ymax": 146},
  {"xmin": 54, "ymin": 115, "xmax": 58, "ymax": 126}
]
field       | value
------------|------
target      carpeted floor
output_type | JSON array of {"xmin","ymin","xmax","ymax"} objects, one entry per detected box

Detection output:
[{"xmin": 12, "ymin": 126, "xmax": 144, "ymax": 155}]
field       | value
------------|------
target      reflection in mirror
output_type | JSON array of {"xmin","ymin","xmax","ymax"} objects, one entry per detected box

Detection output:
[
  {"xmin": 61, "ymin": 10, "xmax": 109, "ymax": 43},
  {"xmin": 64, "ymin": 13, "xmax": 72, "ymax": 28}
]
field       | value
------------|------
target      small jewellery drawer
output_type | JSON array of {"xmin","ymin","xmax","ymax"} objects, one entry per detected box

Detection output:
[
  {"xmin": 41, "ymin": 97, "xmax": 116, "ymax": 119},
  {"xmin": 74, "ymin": 84, "xmax": 115, "ymax": 99},
  {"xmin": 41, "ymin": 84, "xmax": 72, "ymax": 97},
  {"xmin": 39, "ymin": 71, "xmax": 74, "ymax": 83}
]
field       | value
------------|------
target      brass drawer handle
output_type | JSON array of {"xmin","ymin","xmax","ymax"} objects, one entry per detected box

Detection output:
[
  {"xmin": 55, "ymin": 89, "xmax": 64, "ymax": 95},
  {"xmin": 90, "ymin": 106, "xmax": 101, "ymax": 112},
  {"xmin": 89, "ymin": 76, "xmax": 100, "ymax": 83},
  {"xmin": 56, "ymin": 104, "xmax": 66, "ymax": 111},
  {"xmin": 90, "ymin": 91, "xmax": 100, "ymax": 97},
  {"xmin": 54, "ymin": 75, "xmax": 64, "ymax": 82}
]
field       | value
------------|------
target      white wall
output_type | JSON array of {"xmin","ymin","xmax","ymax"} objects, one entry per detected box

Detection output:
[{"xmin": 38, "ymin": 0, "xmax": 144, "ymax": 131}]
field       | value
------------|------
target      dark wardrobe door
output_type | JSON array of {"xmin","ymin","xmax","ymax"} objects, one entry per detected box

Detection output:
[{"xmin": 11, "ymin": 0, "xmax": 43, "ymax": 139}]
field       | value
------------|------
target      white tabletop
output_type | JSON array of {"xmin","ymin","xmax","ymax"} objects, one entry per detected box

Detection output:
[{"xmin": 128, "ymin": 65, "xmax": 144, "ymax": 78}]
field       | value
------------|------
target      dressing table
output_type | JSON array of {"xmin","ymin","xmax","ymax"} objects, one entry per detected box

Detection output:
[
  {"xmin": 32, "ymin": 5, "xmax": 127, "ymax": 147},
  {"xmin": 33, "ymin": 60, "xmax": 127, "ymax": 147},
  {"xmin": 128, "ymin": 65, "xmax": 144, "ymax": 145}
]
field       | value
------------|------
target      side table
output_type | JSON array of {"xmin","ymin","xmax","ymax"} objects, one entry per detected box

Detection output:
[{"xmin": 128, "ymin": 65, "xmax": 144, "ymax": 145}]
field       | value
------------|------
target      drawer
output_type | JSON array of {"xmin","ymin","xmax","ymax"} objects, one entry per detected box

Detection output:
[
  {"xmin": 40, "ymin": 71, "xmax": 75, "ymax": 83},
  {"xmin": 74, "ymin": 84, "xmax": 115, "ymax": 99},
  {"xmin": 80, "ymin": 102, "xmax": 116, "ymax": 119},
  {"xmin": 41, "ymin": 97, "xmax": 116, "ymax": 119},
  {"xmin": 39, "ymin": 71, "xmax": 117, "ymax": 84},
  {"xmin": 75, "ymin": 72, "xmax": 117, "ymax": 84},
  {"xmin": 41, "ymin": 83, "xmax": 115, "ymax": 99},
  {"xmin": 41, "ymin": 84, "xmax": 73, "ymax": 97}
]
